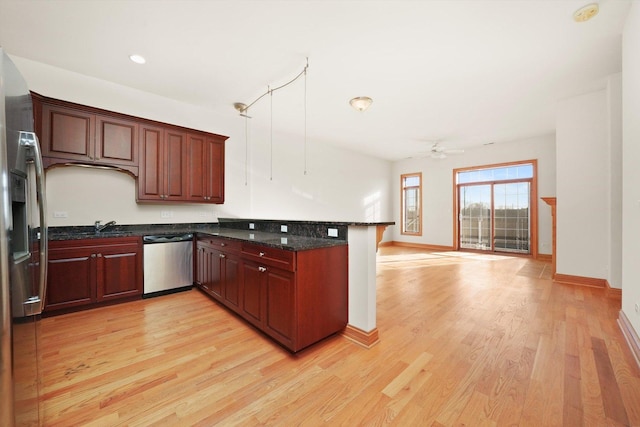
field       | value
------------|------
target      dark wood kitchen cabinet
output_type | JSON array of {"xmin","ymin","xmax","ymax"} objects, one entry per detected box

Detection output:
[
  {"xmin": 32, "ymin": 92, "xmax": 228, "ymax": 203},
  {"xmin": 186, "ymin": 133, "xmax": 225, "ymax": 203},
  {"xmin": 137, "ymin": 125, "xmax": 188, "ymax": 202},
  {"xmin": 240, "ymin": 259, "xmax": 295, "ymax": 346},
  {"xmin": 45, "ymin": 237, "xmax": 143, "ymax": 314},
  {"xmin": 194, "ymin": 234, "xmax": 348, "ymax": 352},
  {"xmin": 195, "ymin": 237, "xmax": 241, "ymax": 313},
  {"xmin": 34, "ymin": 95, "xmax": 139, "ymax": 173}
]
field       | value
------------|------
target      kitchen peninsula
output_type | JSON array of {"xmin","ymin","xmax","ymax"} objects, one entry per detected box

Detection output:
[{"xmin": 48, "ymin": 218, "xmax": 393, "ymax": 351}]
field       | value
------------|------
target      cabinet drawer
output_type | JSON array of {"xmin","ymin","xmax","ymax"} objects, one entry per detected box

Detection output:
[
  {"xmin": 242, "ymin": 243, "xmax": 295, "ymax": 271},
  {"xmin": 198, "ymin": 236, "xmax": 241, "ymax": 253}
]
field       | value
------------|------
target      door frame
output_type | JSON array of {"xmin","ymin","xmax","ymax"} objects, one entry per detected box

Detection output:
[{"xmin": 452, "ymin": 159, "xmax": 538, "ymax": 258}]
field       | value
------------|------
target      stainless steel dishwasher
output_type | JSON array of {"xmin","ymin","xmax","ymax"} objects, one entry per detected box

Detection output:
[{"xmin": 143, "ymin": 233, "xmax": 193, "ymax": 297}]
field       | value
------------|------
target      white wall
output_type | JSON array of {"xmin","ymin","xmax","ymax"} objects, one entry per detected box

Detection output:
[
  {"xmin": 556, "ymin": 78, "xmax": 622, "ymax": 287},
  {"xmin": 10, "ymin": 56, "xmax": 392, "ymax": 227},
  {"xmin": 622, "ymin": 3, "xmax": 640, "ymax": 342},
  {"xmin": 391, "ymin": 134, "xmax": 556, "ymax": 254},
  {"xmin": 608, "ymin": 74, "xmax": 623, "ymax": 289}
]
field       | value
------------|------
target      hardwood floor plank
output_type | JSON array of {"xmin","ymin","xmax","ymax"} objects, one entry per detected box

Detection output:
[
  {"xmin": 591, "ymin": 337, "xmax": 630, "ymax": 425},
  {"xmin": 37, "ymin": 247, "xmax": 640, "ymax": 426}
]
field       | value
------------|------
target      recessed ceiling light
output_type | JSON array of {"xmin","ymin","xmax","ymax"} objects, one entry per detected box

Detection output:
[
  {"xmin": 129, "ymin": 54, "xmax": 146, "ymax": 64},
  {"xmin": 573, "ymin": 3, "xmax": 599, "ymax": 22}
]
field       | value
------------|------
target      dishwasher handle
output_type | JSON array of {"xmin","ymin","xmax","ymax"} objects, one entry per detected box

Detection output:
[{"xmin": 143, "ymin": 233, "xmax": 193, "ymax": 244}]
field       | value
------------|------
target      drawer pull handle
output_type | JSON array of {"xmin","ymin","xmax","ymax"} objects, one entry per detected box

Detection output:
[
  {"xmin": 259, "ymin": 252, "xmax": 265, "ymax": 257},
  {"xmin": 258, "ymin": 266, "xmax": 267, "ymax": 273},
  {"xmin": 219, "ymin": 254, "xmax": 225, "ymax": 259}
]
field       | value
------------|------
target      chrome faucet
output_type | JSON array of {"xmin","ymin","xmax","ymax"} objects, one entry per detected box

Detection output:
[{"xmin": 95, "ymin": 220, "xmax": 116, "ymax": 233}]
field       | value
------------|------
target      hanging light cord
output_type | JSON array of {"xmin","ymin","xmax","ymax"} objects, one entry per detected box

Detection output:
[
  {"xmin": 236, "ymin": 58, "xmax": 309, "ymax": 114},
  {"xmin": 270, "ymin": 87, "xmax": 273, "ymax": 181},
  {"xmin": 304, "ymin": 67, "xmax": 308, "ymax": 175},
  {"xmin": 244, "ymin": 113, "xmax": 249, "ymax": 186}
]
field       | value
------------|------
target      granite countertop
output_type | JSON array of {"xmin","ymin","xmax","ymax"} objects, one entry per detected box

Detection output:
[
  {"xmin": 48, "ymin": 222, "xmax": 348, "ymax": 251},
  {"xmin": 197, "ymin": 228, "xmax": 346, "ymax": 251},
  {"xmin": 48, "ymin": 218, "xmax": 394, "ymax": 250}
]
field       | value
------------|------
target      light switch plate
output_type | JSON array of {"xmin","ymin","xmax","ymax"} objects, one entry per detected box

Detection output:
[
  {"xmin": 249, "ymin": 223, "xmax": 255, "ymax": 229},
  {"xmin": 328, "ymin": 228, "xmax": 338, "ymax": 237},
  {"xmin": 281, "ymin": 225, "xmax": 288, "ymax": 233},
  {"xmin": 53, "ymin": 211, "xmax": 68, "ymax": 218}
]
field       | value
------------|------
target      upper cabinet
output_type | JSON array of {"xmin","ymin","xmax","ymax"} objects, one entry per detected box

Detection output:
[
  {"xmin": 186, "ymin": 133, "xmax": 225, "ymax": 203},
  {"xmin": 32, "ymin": 93, "xmax": 228, "ymax": 204},
  {"xmin": 138, "ymin": 125, "xmax": 188, "ymax": 202},
  {"xmin": 35, "ymin": 95, "xmax": 139, "ymax": 175}
]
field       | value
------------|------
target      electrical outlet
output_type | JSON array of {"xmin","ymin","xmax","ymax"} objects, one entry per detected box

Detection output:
[
  {"xmin": 328, "ymin": 228, "xmax": 338, "ymax": 237},
  {"xmin": 160, "ymin": 211, "xmax": 173, "ymax": 218},
  {"xmin": 281, "ymin": 225, "xmax": 288, "ymax": 233},
  {"xmin": 53, "ymin": 211, "xmax": 68, "ymax": 218},
  {"xmin": 249, "ymin": 223, "xmax": 255, "ymax": 230},
  {"xmin": 635, "ymin": 303, "xmax": 640, "ymax": 314}
]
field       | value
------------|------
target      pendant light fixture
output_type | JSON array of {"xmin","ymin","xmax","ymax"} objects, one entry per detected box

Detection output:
[{"xmin": 233, "ymin": 58, "xmax": 310, "ymax": 179}]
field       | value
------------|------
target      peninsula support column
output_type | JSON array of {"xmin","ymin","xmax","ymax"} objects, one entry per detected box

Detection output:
[{"xmin": 344, "ymin": 225, "xmax": 380, "ymax": 347}]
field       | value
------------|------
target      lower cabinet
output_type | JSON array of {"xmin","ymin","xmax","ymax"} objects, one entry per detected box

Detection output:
[
  {"xmin": 195, "ymin": 238, "xmax": 241, "ymax": 314},
  {"xmin": 195, "ymin": 234, "xmax": 348, "ymax": 352},
  {"xmin": 45, "ymin": 237, "xmax": 143, "ymax": 313}
]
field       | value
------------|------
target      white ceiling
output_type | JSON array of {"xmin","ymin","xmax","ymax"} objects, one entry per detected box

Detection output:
[{"xmin": 0, "ymin": 0, "xmax": 632, "ymax": 160}]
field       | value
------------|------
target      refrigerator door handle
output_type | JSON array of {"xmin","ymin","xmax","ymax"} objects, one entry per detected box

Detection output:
[{"xmin": 20, "ymin": 131, "xmax": 48, "ymax": 315}]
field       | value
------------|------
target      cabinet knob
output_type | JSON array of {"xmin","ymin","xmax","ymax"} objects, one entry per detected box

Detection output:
[
  {"xmin": 259, "ymin": 252, "xmax": 265, "ymax": 257},
  {"xmin": 97, "ymin": 253, "xmax": 102, "ymax": 257},
  {"xmin": 220, "ymin": 243, "xmax": 226, "ymax": 247},
  {"xmin": 219, "ymin": 254, "xmax": 225, "ymax": 259},
  {"xmin": 91, "ymin": 254, "xmax": 96, "ymax": 258},
  {"xmin": 258, "ymin": 266, "xmax": 267, "ymax": 273}
]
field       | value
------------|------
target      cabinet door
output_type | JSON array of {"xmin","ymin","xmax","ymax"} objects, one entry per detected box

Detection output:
[
  {"xmin": 45, "ymin": 247, "xmax": 95, "ymax": 311},
  {"xmin": 96, "ymin": 243, "xmax": 143, "ymax": 301},
  {"xmin": 96, "ymin": 115, "xmax": 138, "ymax": 166},
  {"xmin": 186, "ymin": 134, "xmax": 225, "ymax": 203},
  {"xmin": 264, "ymin": 267, "xmax": 295, "ymax": 346},
  {"xmin": 186, "ymin": 133, "xmax": 207, "ymax": 202},
  {"xmin": 223, "ymin": 254, "xmax": 241, "ymax": 312},
  {"xmin": 206, "ymin": 137, "xmax": 225, "ymax": 203},
  {"xmin": 240, "ymin": 261, "xmax": 265, "ymax": 328},
  {"xmin": 194, "ymin": 243, "xmax": 206, "ymax": 288},
  {"xmin": 207, "ymin": 248, "xmax": 224, "ymax": 299},
  {"xmin": 138, "ymin": 124, "xmax": 165, "ymax": 201},
  {"xmin": 41, "ymin": 104, "xmax": 95, "ymax": 161},
  {"xmin": 164, "ymin": 130, "xmax": 187, "ymax": 200}
]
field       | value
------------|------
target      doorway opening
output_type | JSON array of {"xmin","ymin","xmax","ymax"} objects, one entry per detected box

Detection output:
[{"xmin": 454, "ymin": 160, "xmax": 538, "ymax": 256}]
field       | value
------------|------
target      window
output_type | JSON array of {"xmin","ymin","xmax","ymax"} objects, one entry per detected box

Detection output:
[{"xmin": 401, "ymin": 173, "xmax": 422, "ymax": 235}]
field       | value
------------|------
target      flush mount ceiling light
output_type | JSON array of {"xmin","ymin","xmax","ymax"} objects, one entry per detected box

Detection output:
[
  {"xmin": 573, "ymin": 3, "xmax": 599, "ymax": 22},
  {"xmin": 129, "ymin": 54, "xmax": 146, "ymax": 64},
  {"xmin": 349, "ymin": 96, "xmax": 373, "ymax": 112}
]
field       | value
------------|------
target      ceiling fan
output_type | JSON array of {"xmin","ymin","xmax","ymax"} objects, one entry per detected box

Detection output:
[{"xmin": 427, "ymin": 142, "xmax": 465, "ymax": 159}]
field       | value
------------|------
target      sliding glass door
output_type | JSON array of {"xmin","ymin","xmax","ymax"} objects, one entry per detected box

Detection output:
[
  {"xmin": 494, "ymin": 182, "xmax": 530, "ymax": 253},
  {"xmin": 456, "ymin": 162, "xmax": 534, "ymax": 255},
  {"xmin": 459, "ymin": 185, "xmax": 492, "ymax": 250}
]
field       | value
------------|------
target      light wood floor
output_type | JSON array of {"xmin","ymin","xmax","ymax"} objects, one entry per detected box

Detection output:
[{"xmin": 39, "ymin": 246, "xmax": 640, "ymax": 426}]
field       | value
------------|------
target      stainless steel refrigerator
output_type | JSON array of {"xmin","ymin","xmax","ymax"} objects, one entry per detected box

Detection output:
[{"xmin": 0, "ymin": 49, "xmax": 48, "ymax": 426}]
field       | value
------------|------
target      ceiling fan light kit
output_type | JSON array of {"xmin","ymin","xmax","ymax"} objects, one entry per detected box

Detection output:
[{"xmin": 429, "ymin": 142, "xmax": 464, "ymax": 159}]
